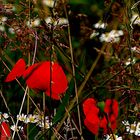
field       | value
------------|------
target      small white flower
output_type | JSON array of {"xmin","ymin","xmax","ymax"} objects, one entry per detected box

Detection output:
[
  {"xmin": 122, "ymin": 120, "xmax": 129, "ymax": 125},
  {"xmin": 125, "ymin": 58, "xmax": 136, "ymax": 66},
  {"xmin": 0, "ymin": 113, "xmax": 9, "ymax": 120},
  {"xmin": 11, "ymin": 125, "xmax": 23, "ymax": 132},
  {"xmin": 33, "ymin": 18, "xmax": 40, "ymax": 27},
  {"xmin": 45, "ymin": 17, "xmax": 53, "ymax": 25},
  {"xmin": 26, "ymin": 18, "xmax": 41, "ymax": 27},
  {"xmin": 54, "ymin": 18, "xmax": 69, "ymax": 26},
  {"xmin": 35, "ymin": 114, "xmax": 49, "ymax": 122},
  {"xmin": 45, "ymin": 17, "xmax": 68, "ymax": 26},
  {"xmin": 1, "ymin": 17, "xmax": 7, "ymax": 22},
  {"xmin": 8, "ymin": 28, "xmax": 15, "ymax": 34},
  {"xmin": 3, "ymin": 113, "xmax": 9, "ymax": 119},
  {"xmin": 135, "ymin": 122, "xmax": 140, "ymax": 136},
  {"xmin": 38, "ymin": 121, "xmax": 52, "ymax": 129},
  {"xmin": 94, "ymin": 21, "xmax": 107, "ymax": 29},
  {"xmin": 118, "ymin": 30, "xmax": 124, "ymax": 36},
  {"xmin": 130, "ymin": 122, "xmax": 137, "ymax": 134},
  {"xmin": 42, "ymin": 0, "xmax": 56, "ymax": 8},
  {"xmin": 105, "ymin": 134, "xmax": 122, "ymax": 140},
  {"xmin": 99, "ymin": 30, "xmax": 123, "ymax": 43},
  {"xmin": 25, "ymin": 114, "xmax": 38, "ymax": 123},
  {"xmin": 131, "ymin": 46, "xmax": 137, "ymax": 51},
  {"xmin": 17, "ymin": 114, "xmax": 27, "ymax": 122}
]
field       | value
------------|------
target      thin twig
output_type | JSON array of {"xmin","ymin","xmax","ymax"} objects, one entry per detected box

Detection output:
[
  {"xmin": 12, "ymin": 86, "xmax": 28, "ymax": 139},
  {"xmin": 62, "ymin": 1, "xmax": 83, "ymax": 139}
]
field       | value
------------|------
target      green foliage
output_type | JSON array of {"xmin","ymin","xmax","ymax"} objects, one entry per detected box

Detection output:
[{"xmin": 0, "ymin": 0, "xmax": 140, "ymax": 139}]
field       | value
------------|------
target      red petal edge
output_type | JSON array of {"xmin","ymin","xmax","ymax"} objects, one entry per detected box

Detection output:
[
  {"xmin": 5, "ymin": 58, "xmax": 26, "ymax": 82},
  {"xmin": 0, "ymin": 122, "xmax": 11, "ymax": 140}
]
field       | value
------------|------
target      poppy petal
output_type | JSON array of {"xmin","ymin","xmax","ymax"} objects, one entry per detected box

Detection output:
[
  {"xmin": 83, "ymin": 98, "xmax": 98, "ymax": 116},
  {"xmin": 104, "ymin": 99, "xmax": 119, "ymax": 118},
  {"xmin": 22, "ymin": 62, "xmax": 48, "ymax": 90},
  {"xmin": 45, "ymin": 62, "xmax": 68, "ymax": 100},
  {"xmin": 84, "ymin": 114, "xmax": 100, "ymax": 135},
  {"xmin": 99, "ymin": 116, "xmax": 108, "ymax": 134},
  {"xmin": 5, "ymin": 58, "xmax": 26, "ymax": 82},
  {"xmin": 23, "ymin": 61, "xmax": 68, "ymax": 100},
  {"xmin": 0, "ymin": 122, "xmax": 11, "ymax": 140}
]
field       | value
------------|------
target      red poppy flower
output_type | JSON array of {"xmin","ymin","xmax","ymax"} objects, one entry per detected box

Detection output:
[
  {"xmin": 5, "ymin": 58, "xmax": 26, "ymax": 82},
  {"xmin": 5, "ymin": 59, "xmax": 68, "ymax": 100},
  {"xmin": 0, "ymin": 122, "xmax": 11, "ymax": 140},
  {"xmin": 104, "ymin": 99, "xmax": 118, "ymax": 118},
  {"xmin": 83, "ymin": 98, "xmax": 108, "ymax": 135},
  {"xmin": 23, "ymin": 61, "xmax": 68, "ymax": 100},
  {"xmin": 83, "ymin": 98, "xmax": 119, "ymax": 135}
]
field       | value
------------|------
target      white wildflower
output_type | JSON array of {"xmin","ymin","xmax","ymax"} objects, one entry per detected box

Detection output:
[
  {"xmin": 45, "ymin": 17, "xmax": 53, "ymax": 24},
  {"xmin": 94, "ymin": 21, "xmax": 107, "ymax": 29},
  {"xmin": 125, "ymin": 58, "xmax": 136, "ymax": 66},
  {"xmin": 25, "ymin": 114, "xmax": 38, "ymax": 123},
  {"xmin": 1, "ymin": 17, "xmax": 7, "ymax": 22},
  {"xmin": 26, "ymin": 18, "xmax": 40, "ymax": 27},
  {"xmin": 105, "ymin": 134, "xmax": 122, "ymax": 140},
  {"xmin": 3, "ymin": 113, "xmax": 9, "ymax": 119},
  {"xmin": 8, "ymin": 28, "xmax": 15, "ymax": 34},
  {"xmin": 122, "ymin": 120, "xmax": 140, "ymax": 135},
  {"xmin": 99, "ymin": 30, "xmax": 123, "ymax": 43},
  {"xmin": 17, "ymin": 114, "xmax": 27, "ymax": 122},
  {"xmin": 0, "ymin": 113, "xmax": 9, "ymax": 120},
  {"xmin": 130, "ymin": 122, "xmax": 137, "ymax": 134},
  {"xmin": 122, "ymin": 120, "xmax": 130, "ymax": 132},
  {"xmin": 135, "ymin": 122, "xmax": 140, "ymax": 136},
  {"xmin": 42, "ymin": 0, "xmax": 56, "ymax": 8},
  {"xmin": 45, "ymin": 17, "xmax": 68, "ymax": 26},
  {"xmin": 11, "ymin": 125, "xmax": 23, "ymax": 132},
  {"xmin": 54, "ymin": 18, "xmax": 69, "ymax": 26},
  {"xmin": 38, "ymin": 120, "xmax": 52, "ymax": 129}
]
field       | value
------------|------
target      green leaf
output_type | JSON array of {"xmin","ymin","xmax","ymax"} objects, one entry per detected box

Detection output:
[
  {"xmin": 97, "ymin": 101, "xmax": 105, "ymax": 112},
  {"xmin": 52, "ymin": 91, "xmax": 70, "ymax": 124},
  {"xmin": 28, "ymin": 123, "xmax": 40, "ymax": 140},
  {"xmin": 69, "ymin": 0, "xmax": 89, "ymax": 4}
]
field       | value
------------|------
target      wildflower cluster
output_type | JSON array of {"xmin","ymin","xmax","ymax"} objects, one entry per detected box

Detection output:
[
  {"xmin": 122, "ymin": 120, "xmax": 140, "ymax": 136},
  {"xmin": 0, "ymin": 112, "xmax": 51, "ymax": 132},
  {"xmin": 90, "ymin": 10, "xmax": 140, "ymax": 43},
  {"xmin": 90, "ymin": 20, "xmax": 124, "ymax": 43},
  {"xmin": 105, "ymin": 134, "xmax": 122, "ymax": 140}
]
